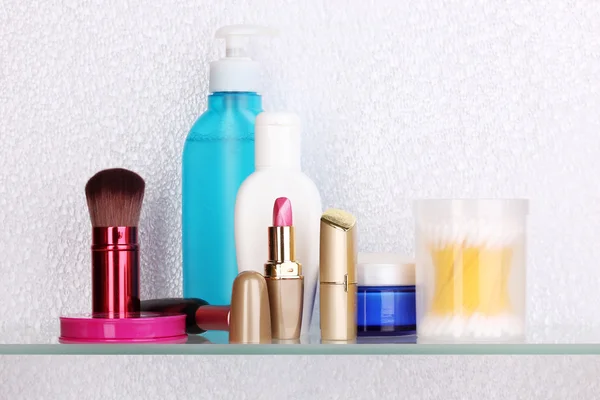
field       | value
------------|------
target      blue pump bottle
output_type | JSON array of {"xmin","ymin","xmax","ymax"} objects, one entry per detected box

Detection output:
[{"xmin": 182, "ymin": 25, "xmax": 275, "ymax": 305}]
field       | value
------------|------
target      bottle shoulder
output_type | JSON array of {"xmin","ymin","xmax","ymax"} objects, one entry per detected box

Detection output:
[
  {"xmin": 236, "ymin": 171, "xmax": 322, "ymax": 207},
  {"xmin": 185, "ymin": 108, "xmax": 260, "ymax": 142}
]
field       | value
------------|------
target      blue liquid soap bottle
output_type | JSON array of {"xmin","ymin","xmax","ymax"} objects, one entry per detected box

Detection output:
[{"xmin": 182, "ymin": 25, "xmax": 276, "ymax": 305}]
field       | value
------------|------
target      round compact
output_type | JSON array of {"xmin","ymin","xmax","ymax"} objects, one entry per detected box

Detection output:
[
  {"xmin": 59, "ymin": 313, "xmax": 187, "ymax": 344},
  {"xmin": 356, "ymin": 253, "xmax": 416, "ymax": 336}
]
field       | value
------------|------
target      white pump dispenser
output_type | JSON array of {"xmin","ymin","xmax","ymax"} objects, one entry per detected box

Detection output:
[{"xmin": 209, "ymin": 25, "xmax": 277, "ymax": 93}]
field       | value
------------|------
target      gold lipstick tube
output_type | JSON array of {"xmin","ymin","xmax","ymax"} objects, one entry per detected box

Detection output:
[
  {"xmin": 264, "ymin": 226, "xmax": 304, "ymax": 340},
  {"xmin": 319, "ymin": 209, "xmax": 357, "ymax": 342},
  {"xmin": 229, "ymin": 271, "xmax": 272, "ymax": 344}
]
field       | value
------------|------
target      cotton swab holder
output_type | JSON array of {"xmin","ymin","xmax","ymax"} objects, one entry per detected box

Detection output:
[{"xmin": 414, "ymin": 199, "xmax": 528, "ymax": 342}]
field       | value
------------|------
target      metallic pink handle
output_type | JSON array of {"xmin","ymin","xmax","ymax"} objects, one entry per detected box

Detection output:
[
  {"xmin": 196, "ymin": 305, "xmax": 230, "ymax": 332},
  {"xmin": 91, "ymin": 227, "xmax": 140, "ymax": 318}
]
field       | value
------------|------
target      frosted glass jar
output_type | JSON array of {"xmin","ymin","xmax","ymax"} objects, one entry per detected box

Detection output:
[{"xmin": 414, "ymin": 199, "xmax": 528, "ymax": 342}]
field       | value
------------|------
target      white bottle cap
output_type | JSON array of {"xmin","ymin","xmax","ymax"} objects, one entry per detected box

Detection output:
[
  {"xmin": 357, "ymin": 253, "xmax": 415, "ymax": 286},
  {"xmin": 255, "ymin": 112, "xmax": 301, "ymax": 170},
  {"xmin": 209, "ymin": 25, "xmax": 277, "ymax": 93}
]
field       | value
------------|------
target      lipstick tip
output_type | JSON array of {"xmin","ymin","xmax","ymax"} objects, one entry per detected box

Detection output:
[{"xmin": 273, "ymin": 197, "xmax": 293, "ymax": 227}]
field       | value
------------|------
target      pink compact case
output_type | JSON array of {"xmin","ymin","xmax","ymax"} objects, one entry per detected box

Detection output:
[{"xmin": 59, "ymin": 313, "xmax": 187, "ymax": 344}]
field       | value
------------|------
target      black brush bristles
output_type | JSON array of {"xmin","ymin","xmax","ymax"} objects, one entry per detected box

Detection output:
[{"xmin": 85, "ymin": 168, "xmax": 145, "ymax": 227}]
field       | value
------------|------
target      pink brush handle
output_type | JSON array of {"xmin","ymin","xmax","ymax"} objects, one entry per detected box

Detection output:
[{"xmin": 92, "ymin": 227, "xmax": 140, "ymax": 318}]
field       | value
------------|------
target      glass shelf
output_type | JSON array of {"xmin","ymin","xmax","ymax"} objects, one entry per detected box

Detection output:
[{"xmin": 2, "ymin": 326, "xmax": 600, "ymax": 355}]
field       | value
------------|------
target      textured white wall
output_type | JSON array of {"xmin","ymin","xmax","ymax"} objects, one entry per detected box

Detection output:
[{"xmin": 1, "ymin": 0, "xmax": 600, "ymax": 398}]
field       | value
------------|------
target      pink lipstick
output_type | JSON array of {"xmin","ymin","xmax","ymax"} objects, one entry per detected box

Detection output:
[
  {"xmin": 273, "ymin": 197, "xmax": 293, "ymax": 227},
  {"xmin": 263, "ymin": 197, "xmax": 304, "ymax": 340}
]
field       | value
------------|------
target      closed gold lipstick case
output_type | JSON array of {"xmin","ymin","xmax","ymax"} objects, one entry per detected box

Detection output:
[
  {"xmin": 264, "ymin": 225, "xmax": 304, "ymax": 340},
  {"xmin": 319, "ymin": 209, "xmax": 357, "ymax": 342},
  {"xmin": 229, "ymin": 271, "xmax": 272, "ymax": 344}
]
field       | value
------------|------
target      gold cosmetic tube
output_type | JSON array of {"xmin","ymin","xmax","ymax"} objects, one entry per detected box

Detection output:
[
  {"xmin": 229, "ymin": 271, "xmax": 272, "ymax": 344},
  {"xmin": 264, "ymin": 226, "xmax": 304, "ymax": 340},
  {"xmin": 319, "ymin": 209, "xmax": 357, "ymax": 342}
]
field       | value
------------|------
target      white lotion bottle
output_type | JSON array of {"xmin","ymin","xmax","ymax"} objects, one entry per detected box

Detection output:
[{"xmin": 235, "ymin": 112, "xmax": 322, "ymax": 336}]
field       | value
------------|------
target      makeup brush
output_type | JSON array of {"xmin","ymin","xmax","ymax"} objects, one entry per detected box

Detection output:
[
  {"xmin": 85, "ymin": 168, "xmax": 145, "ymax": 317},
  {"xmin": 140, "ymin": 298, "xmax": 230, "ymax": 334},
  {"xmin": 85, "ymin": 168, "xmax": 145, "ymax": 227}
]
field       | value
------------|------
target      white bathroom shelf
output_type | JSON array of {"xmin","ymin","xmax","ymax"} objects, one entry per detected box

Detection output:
[{"xmin": 1, "ymin": 325, "xmax": 600, "ymax": 355}]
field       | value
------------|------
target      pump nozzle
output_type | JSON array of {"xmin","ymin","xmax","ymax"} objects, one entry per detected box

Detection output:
[
  {"xmin": 215, "ymin": 25, "xmax": 278, "ymax": 58},
  {"xmin": 209, "ymin": 25, "xmax": 277, "ymax": 93}
]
